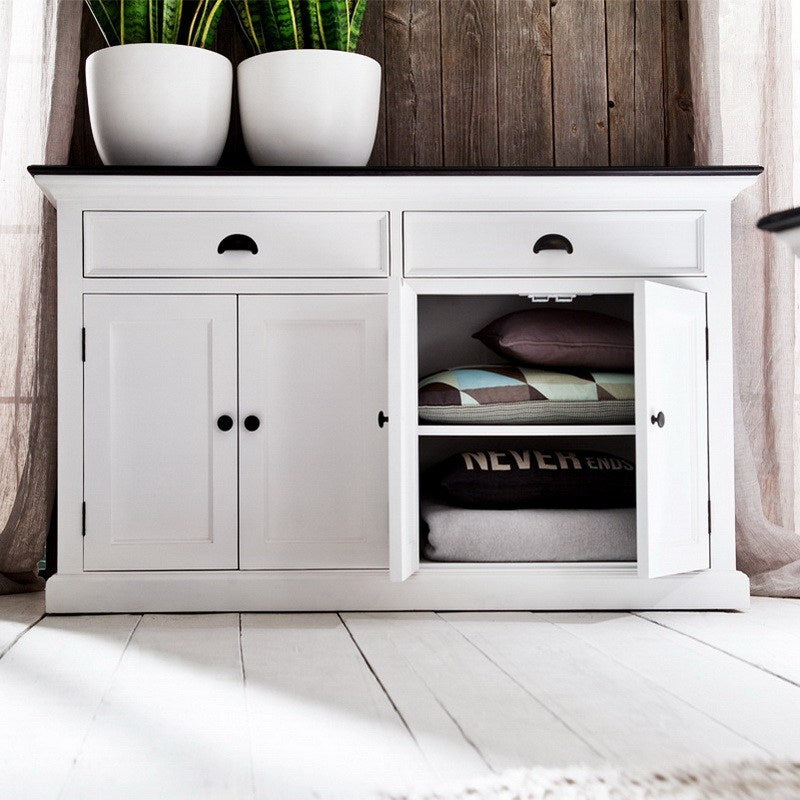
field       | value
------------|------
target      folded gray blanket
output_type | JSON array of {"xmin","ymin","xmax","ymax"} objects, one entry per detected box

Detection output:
[{"xmin": 421, "ymin": 500, "xmax": 636, "ymax": 562}]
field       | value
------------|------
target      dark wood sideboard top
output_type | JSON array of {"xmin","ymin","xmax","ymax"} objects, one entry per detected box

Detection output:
[{"xmin": 29, "ymin": 165, "xmax": 764, "ymax": 178}]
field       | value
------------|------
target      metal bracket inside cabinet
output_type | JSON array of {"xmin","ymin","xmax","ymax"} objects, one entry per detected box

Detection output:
[{"xmin": 525, "ymin": 294, "xmax": 595, "ymax": 303}]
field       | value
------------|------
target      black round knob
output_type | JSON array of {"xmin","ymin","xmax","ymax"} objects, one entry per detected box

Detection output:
[
  {"xmin": 216, "ymin": 414, "xmax": 234, "ymax": 432},
  {"xmin": 651, "ymin": 411, "xmax": 666, "ymax": 428},
  {"xmin": 244, "ymin": 415, "xmax": 261, "ymax": 432}
]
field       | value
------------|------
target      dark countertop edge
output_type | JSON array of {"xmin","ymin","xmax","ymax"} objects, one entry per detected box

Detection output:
[
  {"xmin": 757, "ymin": 206, "xmax": 800, "ymax": 232},
  {"xmin": 28, "ymin": 165, "xmax": 765, "ymax": 178}
]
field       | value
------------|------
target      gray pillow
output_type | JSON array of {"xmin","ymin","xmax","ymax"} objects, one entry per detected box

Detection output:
[{"xmin": 474, "ymin": 308, "xmax": 634, "ymax": 370}]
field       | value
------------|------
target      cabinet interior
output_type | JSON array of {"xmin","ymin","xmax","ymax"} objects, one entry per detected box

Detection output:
[{"xmin": 416, "ymin": 293, "xmax": 637, "ymax": 566}]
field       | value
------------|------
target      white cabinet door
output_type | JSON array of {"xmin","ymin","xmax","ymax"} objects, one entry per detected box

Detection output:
[
  {"xmin": 635, "ymin": 281, "xmax": 710, "ymax": 578},
  {"xmin": 238, "ymin": 295, "xmax": 388, "ymax": 569},
  {"xmin": 83, "ymin": 295, "xmax": 238, "ymax": 571}
]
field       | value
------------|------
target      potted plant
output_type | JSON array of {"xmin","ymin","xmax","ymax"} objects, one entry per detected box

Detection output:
[
  {"xmin": 85, "ymin": 0, "xmax": 232, "ymax": 165},
  {"xmin": 231, "ymin": 0, "xmax": 381, "ymax": 166}
]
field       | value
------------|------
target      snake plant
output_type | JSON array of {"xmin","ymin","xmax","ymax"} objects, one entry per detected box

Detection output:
[
  {"xmin": 86, "ymin": 0, "xmax": 226, "ymax": 49},
  {"xmin": 231, "ymin": 0, "xmax": 367, "ymax": 54}
]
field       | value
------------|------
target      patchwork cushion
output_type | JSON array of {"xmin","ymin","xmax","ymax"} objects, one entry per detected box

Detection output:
[
  {"xmin": 419, "ymin": 365, "xmax": 634, "ymax": 424},
  {"xmin": 474, "ymin": 308, "xmax": 634, "ymax": 370},
  {"xmin": 423, "ymin": 448, "xmax": 636, "ymax": 509}
]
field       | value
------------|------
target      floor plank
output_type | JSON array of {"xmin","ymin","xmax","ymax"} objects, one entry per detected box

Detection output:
[
  {"xmin": 60, "ymin": 614, "xmax": 253, "ymax": 800},
  {"xmin": 341, "ymin": 612, "xmax": 497, "ymax": 784},
  {"xmin": 547, "ymin": 611, "xmax": 800, "ymax": 758},
  {"xmin": 441, "ymin": 611, "xmax": 763, "ymax": 767},
  {"xmin": 240, "ymin": 613, "xmax": 432, "ymax": 800},
  {"xmin": 0, "ymin": 614, "xmax": 140, "ymax": 799},
  {"xmin": 0, "ymin": 590, "xmax": 45, "ymax": 655},
  {"xmin": 639, "ymin": 601, "xmax": 800, "ymax": 686},
  {"xmin": 342, "ymin": 612, "xmax": 601, "ymax": 774}
]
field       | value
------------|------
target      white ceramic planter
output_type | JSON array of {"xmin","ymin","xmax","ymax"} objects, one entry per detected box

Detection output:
[
  {"xmin": 237, "ymin": 50, "xmax": 381, "ymax": 167},
  {"xmin": 86, "ymin": 44, "xmax": 232, "ymax": 166}
]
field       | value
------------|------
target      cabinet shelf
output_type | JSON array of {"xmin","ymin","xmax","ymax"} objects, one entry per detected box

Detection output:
[{"xmin": 417, "ymin": 424, "xmax": 636, "ymax": 437}]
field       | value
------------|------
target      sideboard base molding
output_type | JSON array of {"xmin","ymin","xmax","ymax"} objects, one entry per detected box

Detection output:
[{"xmin": 45, "ymin": 568, "xmax": 750, "ymax": 614}]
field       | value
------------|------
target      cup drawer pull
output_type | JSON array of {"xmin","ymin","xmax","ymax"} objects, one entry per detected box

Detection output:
[
  {"xmin": 533, "ymin": 233, "xmax": 574, "ymax": 254},
  {"xmin": 217, "ymin": 233, "xmax": 259, "ymax": 254}
]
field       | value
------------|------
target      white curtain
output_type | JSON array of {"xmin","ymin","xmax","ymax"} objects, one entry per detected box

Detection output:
[
  {"xmin": 0, "ymin": 0, "xmax": 82, "ymax": 593},
  {"xmin": 689, "ymin": 0, "xmax": 800, "ymax": 595}
]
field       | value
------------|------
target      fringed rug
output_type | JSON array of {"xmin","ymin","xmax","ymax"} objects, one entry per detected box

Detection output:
[{"xmin": 378, "ymin": 760, "xmax": 800, "ymax": 800}]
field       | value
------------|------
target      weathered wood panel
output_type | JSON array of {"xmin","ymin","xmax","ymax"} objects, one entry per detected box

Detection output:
[
  {"xmin": 440, "ymin": 0, "xmax": 499, "ymax": 166},
  {"xmin": 495, "ymin": 0, "xmax": 553, "ymax": 166},
  {"xmin": 383, "ymin": 0, "xmax": 443, "ymax": 165},
  {"xmin": 69, "ymin": 0, "xmax": 695, "ymax": 169},
  {"xmin": 662, "ymin": 0, "xmax": 694, "ymax": 165},
  {"xmin": 551, "ymin": 0, "xmax": 609, "ymax": 166},
  {"xmin": 606, "ymin": 0, "xmax": 636, "ymax": 165},
  {"xmin": 358, "ymin": 0, "xmax": 389, "ymax": 166},
  {"xmin": 634, "ymin": 0, "xmax": 666, "ymax": 164}
]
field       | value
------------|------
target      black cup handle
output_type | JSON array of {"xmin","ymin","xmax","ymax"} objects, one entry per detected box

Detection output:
[
  {"xmin": 533, "ymin": 233, "xmax": 574, "ymax": 254},
  {"xmin": 218, "ymin": 234, "xmax": 259, "ymax": 254}
]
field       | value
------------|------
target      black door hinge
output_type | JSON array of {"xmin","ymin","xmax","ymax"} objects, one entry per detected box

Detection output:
[
  {"xmin": 82, "ymin": 502, "xmax": 86, "ymax": 537},
  {"xmin": 81, "ymin": 327, "xmax": 86, "ymax": 362},
  {"xmin": 705, "ymin": 327, "xmax": 709, "ymax": 361},
  {"xmin": 708, "ymin": 499, "xmax": 711, "ymax": 535}
]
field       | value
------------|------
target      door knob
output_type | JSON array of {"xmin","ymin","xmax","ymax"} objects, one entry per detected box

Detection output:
[
  {"xmin": 378, "ymin": 411, "xmax": 389, "ymax": 428},
  {"xmin": 216, "ymin": 414, "xmax": 234, "ymax": 431},
  {"xmin": 243, "ymin": 415, "xmax": 261, "ymax": 432},
  {"xmin": 650, "ymin": 411, "xmax": 665, "ymax": 428}
]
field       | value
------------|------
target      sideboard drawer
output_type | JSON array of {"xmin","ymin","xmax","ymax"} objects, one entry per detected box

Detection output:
[
  {"xmin": 83, "ymin": 211, "xmax": 389, "ymax": 277},
  {"xmin": 403, "ymin": 210, "xmax": 704, "ymax": 277}
]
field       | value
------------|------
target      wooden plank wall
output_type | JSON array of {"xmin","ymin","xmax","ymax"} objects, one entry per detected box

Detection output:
[{"xmin": 69, "ymin": 0, "xmax": 694, "ymax": 168}]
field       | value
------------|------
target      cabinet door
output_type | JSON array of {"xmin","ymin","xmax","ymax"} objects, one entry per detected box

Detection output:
[
  {"xmin": 635, "ymin": 281, "xmax": 710, "ymax": 578},
  {"xmin": 83, "ymin": 295, "xmax": 238, "ymax": 571},
  {"xmin": 238, "ymin": 295, "xmax": 388, "ymax": 569}
]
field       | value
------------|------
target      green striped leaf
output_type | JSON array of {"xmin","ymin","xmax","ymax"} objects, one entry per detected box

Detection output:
[
  {"xmin": 318, "ymin": 0, "xmax": 347, "ymax": 50},
  {"xmin": 186, "ymin": 0, "xmax": 206, "ymax": 47},
  {"xmin": 259, "ymin": 0, "xmax": 283, "ymax": 50},
  {"xmin": 346, "ymin": 0, "xmax": 365, "ymax": 52},
  {"xmin": 230, "ymin": 0, "xmax": 272, "ymax": 53},
  {"xmin": 303, "ymin": 0, "xmax": 323, "ymax": 48},
  {"xmin": 191, "ymin": 0, "xmax": 226, "ymax": 47},
  {"xmin": 148, "ymin": 0, "xmax": 160, "ymax": 41},
  {"xmin": 120, "ymin": 0, "xmax": 149, "ymax": 43},
  {"xmin": 85, "ymin": 0, "xmax": 121, "ymax": 46},
  {"xmin": 268, "ymin": 0, "xmax": 304, "ymax": 49},
  {"xmin": 162, "ymin": 0, "xmax": 182, "ymax": 43}
]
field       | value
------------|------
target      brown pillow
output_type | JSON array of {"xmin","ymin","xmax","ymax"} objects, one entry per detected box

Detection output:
[{"xmin": 473, "ymin": 309, "xmax": 634, "ymax": 370}]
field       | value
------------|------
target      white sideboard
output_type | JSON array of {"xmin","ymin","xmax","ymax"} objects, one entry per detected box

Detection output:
[{"xmin": 31, "ymin": 166, "xmax": 760, "ymax": 613}]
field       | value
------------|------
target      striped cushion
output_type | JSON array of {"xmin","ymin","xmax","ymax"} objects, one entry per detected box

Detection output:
[{"xmin": 419, "ymin": 365, "xmax": 634, "ymax": 424}]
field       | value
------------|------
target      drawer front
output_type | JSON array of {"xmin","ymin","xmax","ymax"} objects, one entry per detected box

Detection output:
[
  {"xmin": 404, "ymin": 211, "xmax": 704, "ymax": 277},
  {"xmin": 84, "ymin": 211, "xmax": 389, "ymax": 277}
]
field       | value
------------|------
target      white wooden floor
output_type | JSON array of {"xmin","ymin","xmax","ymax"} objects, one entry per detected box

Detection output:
[{"xmin": 2, "ymin": 595, "xmax": 800, "ymax": 800}]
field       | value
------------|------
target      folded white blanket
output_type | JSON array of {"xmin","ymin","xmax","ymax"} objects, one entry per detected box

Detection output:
[{"xmin": 421, "ymin": 500, "xmax": 636, "ymax": 562}]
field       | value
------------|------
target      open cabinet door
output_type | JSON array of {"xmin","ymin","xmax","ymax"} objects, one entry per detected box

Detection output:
[
  {"xmin": 389, "ymin": 282, "xmax": 420, "ymax": 581},
  {"xmin": 635, "ymin": 281, "xmax": 710, "ymax": 578}
]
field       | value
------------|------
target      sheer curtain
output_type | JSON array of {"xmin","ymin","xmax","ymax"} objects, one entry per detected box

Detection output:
[
  {"xmin": 689, "ymin": 0, "xmax": 800, "ymax": 595},
  {"xmin": 0, "ymin": 0, "xmax": 81, "ymax": 593}
]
